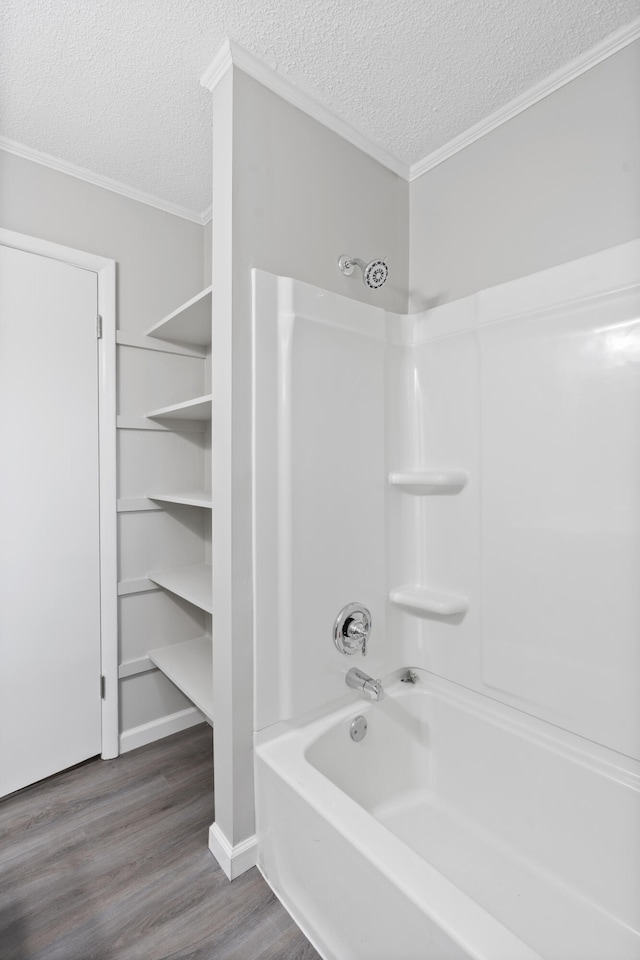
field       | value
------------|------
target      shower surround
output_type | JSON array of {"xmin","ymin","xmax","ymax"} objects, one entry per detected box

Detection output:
[{"xmin": 252, "ymin": 239, "xmax": 640, "ymax": 958}]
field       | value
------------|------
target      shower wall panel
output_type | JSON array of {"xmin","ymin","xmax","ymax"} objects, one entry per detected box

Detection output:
[
  {"xmin": 480, "ymin": 285, "xmax": 640, "ymax": 759},
  {"xmin": 253, "ymin": 271, "xmax": 389, "ymax": 731},
  {"xmin": 399, "ymin": 240, "xmax": 640, "ymax": 761}
]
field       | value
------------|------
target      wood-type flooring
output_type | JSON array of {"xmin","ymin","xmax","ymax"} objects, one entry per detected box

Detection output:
[{"xmin": 0, "ymin": 723, "xmax": 321, "ymax": 960}]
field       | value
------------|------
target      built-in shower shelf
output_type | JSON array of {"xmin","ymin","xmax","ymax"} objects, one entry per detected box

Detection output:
[
  {"xmin": 148, "ymin": 635, "xmax": 213, "ymax": 724},
  {"xmin": 390, "ymin": 586, "xmax": 468, "ymax": 617},
  {"xmin": 146, "ymin": 394, "xmax": 212, "ymax": 422},
  {"xmin": 146, "ymin": 490, "xmax": 212, "ymax": 509},
  {"xmin": 388, "ymin": 471, "xmax": 468, "ymax": 493},
  {"xmin": 147, "ymin": 563, "xmax": 212, "ymax": 613},
  {"xmin": 145, "ymin": 286, "xmax": 212, "ymax": 347}
]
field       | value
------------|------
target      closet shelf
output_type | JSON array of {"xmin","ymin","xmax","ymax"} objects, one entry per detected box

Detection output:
[
  {"xmin": 388, "ymin": 471, "xmax": 468, "ymax": 493},
  {"xmin": 146, "ymin": 394, "xmax": 212, "ymax": 422},
  {"xmin": 146, "ymin": 490, "xmax": 212, "ymax": 509},
  {"xmin": 145, "ymin": 286, "xmax": 212, "ymax": 347},
  {"xmin": 148, "ymin": 636, "xmax": 213, "ymax": 725},
  {"xmin": 147, "ymin": 563, "xmax": 212, "ymax": 613},
  {"xmin": 390, "ymin": 586, "xmax": 468, "ymax": 617}
]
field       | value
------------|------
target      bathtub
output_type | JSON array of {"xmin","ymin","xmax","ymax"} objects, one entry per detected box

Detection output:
[{"xmin": 255, "ymin": 671, "xmax": 640, "ymax": 960}]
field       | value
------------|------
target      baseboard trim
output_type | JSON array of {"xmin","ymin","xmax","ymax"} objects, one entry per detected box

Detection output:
[
  {"xmin": 208, "ymin": 823, "xmax": 257, "ymax": 880},
  {"xmin": 119, "ymin": 706, "xmax": 204, "ymax": 753}
]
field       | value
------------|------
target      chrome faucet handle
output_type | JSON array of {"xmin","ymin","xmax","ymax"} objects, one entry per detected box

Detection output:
[
  {"xmin": 334, "ymin": 603, "xmax": 371, "ymax": 656},
  {"xmin": 346, "ymin": 618, "xmax": 367, "ymax": 656}
]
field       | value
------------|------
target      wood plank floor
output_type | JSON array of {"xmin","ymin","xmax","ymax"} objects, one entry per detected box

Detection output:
[{"xmin": 0, "ymin": 724, "xmax": 321, "ymax": 960}]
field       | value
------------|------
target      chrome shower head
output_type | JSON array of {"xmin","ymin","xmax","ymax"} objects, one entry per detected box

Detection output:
[{"xmin": 338, "ymin": 255, "xmax": 389, "ymax": 290}]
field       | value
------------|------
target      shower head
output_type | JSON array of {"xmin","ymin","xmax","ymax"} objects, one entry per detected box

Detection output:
[{"xmin": 338, "ymin": 255, "xmax": 389, "ymax": 290}]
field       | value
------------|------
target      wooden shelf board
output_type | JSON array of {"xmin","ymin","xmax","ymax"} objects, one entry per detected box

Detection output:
[
  {"xmin": 146, "ymin": 394, "xmax": 212, "ymax": 422},
  {"xmin": 146, "ymin": 490, "xmax": 212, "ymax": 509},
  {"xmin": 148, "ymin": 636, "xmax": 213, "ymax": 724},
  {"xmin": 388, "ymin": 471, "xmax": 468, "ymax": 493},
  {"xmin": 390, "ymin": 586, "xmax": 468, "ymax": 617},
  {"xmin": 148, "ymin": 563, "xmax": 212, "ymax": 613},
  {"xmin": 145, "ymin": 287, "xmax": 212, "ymax": 348}
]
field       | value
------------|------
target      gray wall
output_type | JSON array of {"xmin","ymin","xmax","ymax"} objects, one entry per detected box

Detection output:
[
  {"xmin": 0, "ymin": 151, "xmax": 205, "ymax": 333},
  {"xmin": 232, "ymin": 70, "xmax": 409, "ymax": 313},
  {"xmin": 409, "ymin": 40, "xmax": 640, "ymax": 310}
]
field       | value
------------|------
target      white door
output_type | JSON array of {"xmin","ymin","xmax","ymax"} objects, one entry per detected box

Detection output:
[{"xmin": 0, "ymin": 243, "xmax": 102, "ymax": 796}]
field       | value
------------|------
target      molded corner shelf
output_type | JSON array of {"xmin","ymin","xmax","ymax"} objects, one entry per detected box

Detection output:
[
  {"xmin": 145, "ymin": 286, "xmax": 212, "ymax": 347},
  {"xmin": 146, "ymin": 490, "xmax": 212, "ymax": 509},
  {"xmin": 390, "ymin": 586, "xmax": 468, "ymax": 617},
  {"xmin": 388, "ymin": 471, "xmax": 468, "ymax": 494},
  {"xmin": 148, "ymin": 636, "xmax": 213, "ymax": 724},
  {"xmin": 146, "ymin": 394, "xmax": 212, "ymax": 422},
  {"xmin": 147, "ymin": 563, "xmax": 212, "ymax": 613}
]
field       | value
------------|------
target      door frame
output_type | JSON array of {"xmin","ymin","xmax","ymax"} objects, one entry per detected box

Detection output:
[{"xmin": 0, "ymin": 228, "xmax": 118, "ymax": 759}]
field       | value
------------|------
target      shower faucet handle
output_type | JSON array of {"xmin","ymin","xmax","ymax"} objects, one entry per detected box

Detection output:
[
  {"xmin": 346, "ymin": 617, "xmax": 367, "ymax": 655},
  {"xmin": 334, "ymin": 603, "xmax": 371, "ymax": 657}
]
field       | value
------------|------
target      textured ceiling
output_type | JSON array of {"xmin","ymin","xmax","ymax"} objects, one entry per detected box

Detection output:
[{"xmin": 1, "ymin": 0, "xmax": 639, "ymax": 216}]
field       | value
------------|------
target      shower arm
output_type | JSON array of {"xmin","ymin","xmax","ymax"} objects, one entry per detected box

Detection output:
[{"xmin": 338, "ymin": 256, "xmax": 366, "ymax": 276}]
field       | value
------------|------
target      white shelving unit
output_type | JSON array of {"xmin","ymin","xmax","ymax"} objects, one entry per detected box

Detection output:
[
  {"xmin": 146, "ymin": 394, "xmax": 212, "ymax": 421},
  {"xmin": 390, "ymin": 586, "xmax": 468, "ymax": 617},
  {"xmin": 148, "ymin": 636, "xmax": 213, "ymax": 723},
  {"xmin": 146, "ymin": 490, "xmax": 212, "ymax": 509},
  {"xmin": 148, "ymin": 563, "xmax": 213, "ymax": 613},
  {"xmin": 145, "ymin": 286, "xmax": 212, "ymax": 347},
  {"xmin": 136, "ymin": 287, "xmax": 214, "ymax": 725},
  {"xmin": 389, "ymin": 471, "xmax": 467, "ymax": 493}
]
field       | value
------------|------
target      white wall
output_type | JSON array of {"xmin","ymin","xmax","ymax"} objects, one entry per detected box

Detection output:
[
  {"xmin": 203, "ymin": 219, "xmax": 212, "ymax": 286},
  {"xmin": 409, "ymin": 40, "xmax": 640, "ymax": 310},
  {"xmin": 0, "ymin": 150, "xmax": 208, "ymax": 743}
]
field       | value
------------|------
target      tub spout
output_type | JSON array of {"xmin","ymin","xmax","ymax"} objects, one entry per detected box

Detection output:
[{"xmin": 346, "ymin": 667, "xmax": 385, "ymax": 702}]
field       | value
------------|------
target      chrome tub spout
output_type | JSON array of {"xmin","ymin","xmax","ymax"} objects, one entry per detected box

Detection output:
[{"xmin": 346, "ymin": 667, "xmax": 384, "ymax": 702}]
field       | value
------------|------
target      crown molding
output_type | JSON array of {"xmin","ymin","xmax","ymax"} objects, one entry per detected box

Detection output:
[
  {"xmin": 200, "ymin": 37, "xmax": 234, "ymax": 91},
  {"xmin": 0, "ymin": 135, "xmax": 210, "ymax": 225},
  {"xmin": 409, "ymin": 15, "xmax": 640, "ymax": 181},
  {"xmin": 3, "ymin": 16, "xmax": 637, "ymax": 223},
  {"xmin": 200, "ymin": 38, "xmax": 410, "ymax": 179}
]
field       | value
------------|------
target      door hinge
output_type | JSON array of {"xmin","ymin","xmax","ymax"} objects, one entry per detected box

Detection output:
[
  {"xmin": 96, "ymin": 314, "xmax": 103, "ymax": 339},
  {"xmin": 100, "ymin": 675, "xmax": 106, "ymax": 699}
]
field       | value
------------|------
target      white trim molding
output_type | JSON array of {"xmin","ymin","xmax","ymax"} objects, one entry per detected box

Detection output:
[
  {"xmin": 0, "ymin": 136, "xmax": 210, "ymax": 225},
  {"xmin": 119, "ymin": 706, "xmax": 204, "ymax": 753},
  {"xmin": 200, "ymin": 39, "xmax": 410, "ymax": 180},
  {"xmin": 208, "ymin": 823, "xmax": 258, "ymax": 880},
  {"xmin": 409, "ymin": 16, "xmax": 640, "ymax": 181}
]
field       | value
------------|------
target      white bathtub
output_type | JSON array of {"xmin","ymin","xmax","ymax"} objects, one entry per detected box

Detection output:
[{"xmin": 255, "ymin": 671, "xmax": 640, "ymax": 960}]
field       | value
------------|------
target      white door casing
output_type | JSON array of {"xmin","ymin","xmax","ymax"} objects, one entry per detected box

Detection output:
[{"xmin": 0, "ymin": 229, "xmax": 117, "ymax": 795}]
